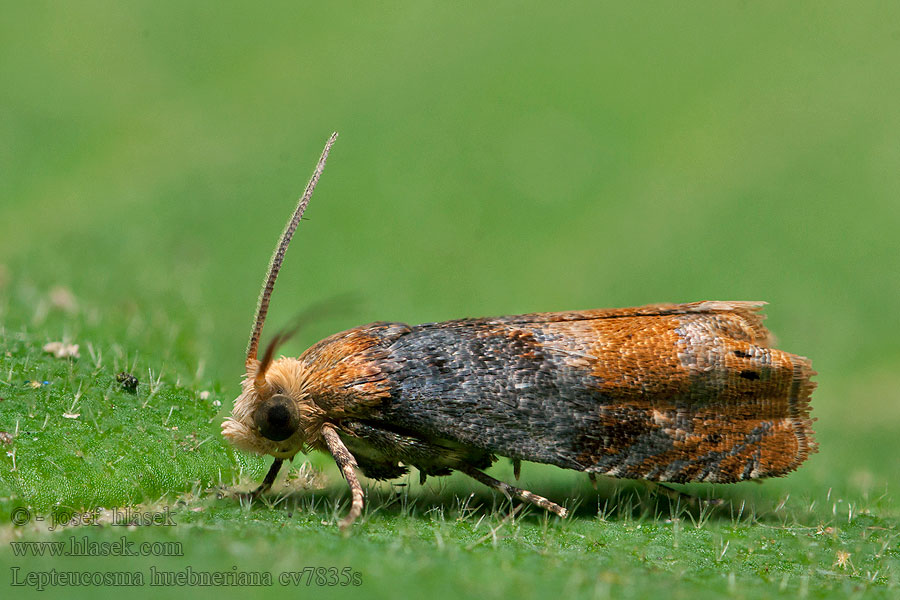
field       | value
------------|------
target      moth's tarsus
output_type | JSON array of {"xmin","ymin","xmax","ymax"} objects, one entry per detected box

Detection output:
[
  {"xmin": 321, "ymin": 424, "xmax": 365, "ymax": 531},
  {"xmin": 250, "ymin": 458, "xmax": 284, "ymax": 499},
  {"xmin": 459, "ymin": 464, "xmax": 568, "ymax": 518}
]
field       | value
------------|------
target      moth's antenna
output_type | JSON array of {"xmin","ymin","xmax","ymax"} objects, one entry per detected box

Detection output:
[{"xmin": 246, "ymin": 132, "xmax": 338, "ymax": 367}]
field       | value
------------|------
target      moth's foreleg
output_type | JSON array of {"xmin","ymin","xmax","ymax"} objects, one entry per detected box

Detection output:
[
  {"xmin": 322, "ymin": 424, "xmax": 365, "ymax": 530},
  {"xmin": 250, "ymin": 458, "xmax": 284, "ymax": 499},
  {"xmin": 459, "ymin": 464, "xmax": 568, "ymax": 518}
]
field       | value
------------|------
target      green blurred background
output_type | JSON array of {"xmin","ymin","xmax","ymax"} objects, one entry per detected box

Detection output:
[{"xmin": 1, "ymin": 1, "xmax": 899, "ymax": 597}]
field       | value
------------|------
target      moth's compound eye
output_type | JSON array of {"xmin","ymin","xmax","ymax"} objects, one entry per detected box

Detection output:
[{"xmin": 254, "ymin": 394, "xmax": 300, "ymax": 442}]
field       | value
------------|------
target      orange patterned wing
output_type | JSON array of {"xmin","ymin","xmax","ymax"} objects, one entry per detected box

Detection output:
[{"xmin": 372, "ymin": 301, "xmax": 816, "ymax": 482}]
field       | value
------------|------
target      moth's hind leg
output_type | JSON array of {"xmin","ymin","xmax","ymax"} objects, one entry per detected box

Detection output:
[
  {"xmin": 459, "ymin": 464, "xmax": 568, "ymax": 518},
  {"xmin": 644, "ymin": 481, "xmax": 723, "ymax": 507}
]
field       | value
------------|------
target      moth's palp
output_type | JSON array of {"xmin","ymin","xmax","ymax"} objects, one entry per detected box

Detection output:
[{"xmin": 254, "ymin": 292, "xmax": 360, "ymax": 394}]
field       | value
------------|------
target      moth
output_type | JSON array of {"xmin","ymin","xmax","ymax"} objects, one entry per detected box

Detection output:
[{"xmin": 222, "ymin": 133, "xmax": 817, "ymax": 529}]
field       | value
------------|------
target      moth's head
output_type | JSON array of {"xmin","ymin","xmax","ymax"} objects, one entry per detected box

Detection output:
[
  {"xmin": 222, "ymin": 356, "xmax": 324, "ymax": 458},
  {"xmin": 220, "ymin": 133, "xmax": 337, "ymax": 460}
]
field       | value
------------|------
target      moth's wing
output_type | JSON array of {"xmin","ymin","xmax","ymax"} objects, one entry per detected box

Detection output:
[{"xmin": 373, "ymin": 301, "xmax": 816, "ymax": 483}]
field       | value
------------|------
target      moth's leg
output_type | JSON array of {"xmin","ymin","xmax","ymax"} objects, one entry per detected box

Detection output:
[
  {"xmin": 321, "ymin": 423, "xmax": 365, "ymax": 530},
  {"xmin": 249, "ymin": 458, "xmax": 283, "ymax": 499},
  {"xmin": 459, "ymin": 464, "xmax": 568, "ymax": 518},
  {"xmin": 645, "ymin": 481, "xmax": 722, "ymax": 506}
]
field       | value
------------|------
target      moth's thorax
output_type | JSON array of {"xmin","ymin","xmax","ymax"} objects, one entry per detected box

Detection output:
[{"xmin": 221, "ymin": 357, "xmax": 325, "ymax": 458}]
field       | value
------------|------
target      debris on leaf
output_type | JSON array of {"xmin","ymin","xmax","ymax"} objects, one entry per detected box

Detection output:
[
  {"xmin": 833, "ymin": 550, "xmax": 853, "ymax": 570},
  {"xmin": 43, "ymin": 341, "xmax": 80, "ymax": 359},
  {"xmin": 0, "ymin": 432, "xmax": 13, "ymax": 445},
  {"xmin": 116, "ymin": 372, "xmax": 139, "ymax": 392},
  {"xmin": 25, "ymin": 380, "xmax": 50, "ymax": 388},
  {"xmin": 62, "ymin": 412, "xmax": 80, "ymax": 419}
]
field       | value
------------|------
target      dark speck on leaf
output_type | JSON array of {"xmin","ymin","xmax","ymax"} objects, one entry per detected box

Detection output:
[{"xmin": 116, "ymin": 372, "xmax": 139, "ymax": 392}]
